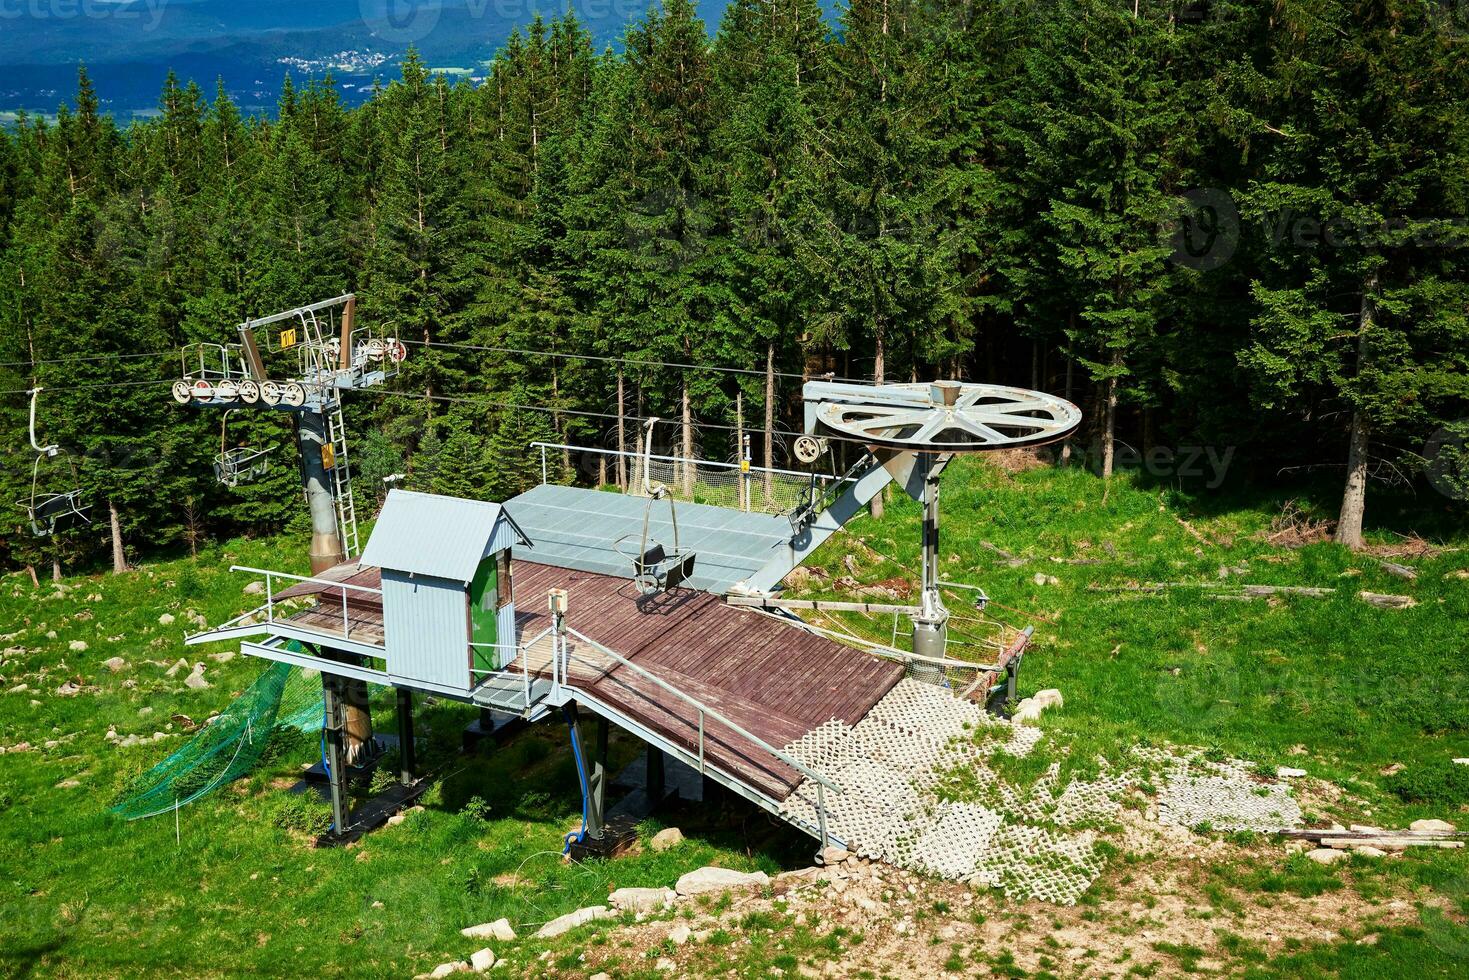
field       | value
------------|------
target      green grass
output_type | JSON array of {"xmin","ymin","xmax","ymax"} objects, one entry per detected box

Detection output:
[
  {"xmin": 800, "ymin": 458, "xmax": 1469, "ymax": 823},
  {"xmin": 1, "ymin": 457, "xmax": 1466, "ymax": 976}
]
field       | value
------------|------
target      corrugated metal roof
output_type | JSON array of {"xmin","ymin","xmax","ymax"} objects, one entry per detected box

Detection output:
[
  {"xmin": 504, "ymin": 483, "xmax": 792, "ymax": 594},
  {"xmin": 360, "ymin": 489, "xmax": 531, "ymax": 582}
]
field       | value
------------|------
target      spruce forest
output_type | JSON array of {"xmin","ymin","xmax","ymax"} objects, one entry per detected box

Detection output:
[{"xmin": 1, "ymin": 0, "xmax": 1466, "ymax": 577}]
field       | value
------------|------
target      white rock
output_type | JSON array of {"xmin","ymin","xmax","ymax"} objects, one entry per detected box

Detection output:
[
  {"xmin": 429, "ymin": 961, "xmax": 470, "ymax": 978},
  {"xmin": 1453, "ymin": 758, "xmax": 1469, "ymax": 766},
  {"xmin": 8, "ymin": 683, "xmax": 28, "ymax": 694},
  {"xmin": 1307, "ymin": 848, "xmax": 1348, "ymax": 865},
  {"xmin": 1032, "ymin": 688, "xmax": 1064, "ymax": 710},
  {"xmin": 674, "ymin": 866, "xmax": 770, "ymax": 897},
  {"xmin": 1032, "ymin": 573, "xmax": 1059, "ymax": 586},
  {"xmin": 655, "ymin": 958, "xmax": 675, "ymax": 972},
  {"xmin": 1354, "ymin": 846, "xmax": 1387, "ymax": 857},
  {"xmin": 158, "ymin": 613, "xmax": 175, "ymax": 626},
  {"xmin": 649, "ymin": 827, "xmax": 684, "ymax": 851},
  {"xmin": 165, "ymin": 658, "xmax": 188, "ymax": 677},
  {"xmin": 210, "ymin": 651, "xmax": 235, "ymax": 663},
  {"xmin": 819, "ymin": 846, "xmax": 850, "ymax": 865},
  {"xmin": 460, "ymin": 919, "xmax": 516, "ymax": 942},
  {"xmin": 469, "ymin": 948, "xmax": 495, "ymax": 972},
  {"xmin": 609, "ymin": 887, "xmax": 675, "ymax": 913},
  {"xmin": 244, "ymin": 581, "xmax": 265, "ymax": 596},
  {"xmin": 103, "ymin": 656, "xmax": 126, "ymax": 672},
  {"xmin": 534, "ymin": 905, "xmax": 613, "ymax": 939},
  {"xmin": 667, "ymin": 924, "xmax": 692, "ymax": 945},
  {"xmin": 1011, "ymin": 698, "xmax": 1045, "ymax": 723},
  {"xmin": 67, "ymin": 640, "xmax": 87, "ymax": 652},
  {"xmin": 1409, "ymin": 819, "xmax": 1457, "ymax": 834},
  {"xmin": 184, "ymin": 665, "xmax": 210, "ymax": 690},
  {"xmin": 590, "ymin": 973, "xmax": 611, "ymax": 980},
  {"xmin": 1277, "ymin": 767, "xmax": 1308, "ymax": 779}
]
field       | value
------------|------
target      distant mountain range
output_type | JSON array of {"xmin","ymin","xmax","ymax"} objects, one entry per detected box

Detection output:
[{"xmin": 0, "ymin": 0, "xmax": 730, "ymax": 119}]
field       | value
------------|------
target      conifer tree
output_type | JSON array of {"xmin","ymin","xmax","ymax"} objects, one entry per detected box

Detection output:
[{"xmin": 1238, "ymin": 0, "xmax": 1469, "ymax": 546}]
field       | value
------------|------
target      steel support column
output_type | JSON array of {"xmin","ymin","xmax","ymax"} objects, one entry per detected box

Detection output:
[
  {"xmin": 321, "ymin": 672, "xmax": 349, "ymax": 835},
  {"xmin": 397, "ymin": 688, "xmax": 415, "ymax": 785}
]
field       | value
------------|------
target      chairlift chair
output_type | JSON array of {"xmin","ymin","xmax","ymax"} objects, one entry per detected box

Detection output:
[
  {"xmin": 213, "ymin": 411, "xmax": 272, "ymax": 488},
  {"xmin": 613, "ymin": 418, "xmax": 697, "ymax": 595},
  {"xmin": 20, "ymin": 388, "xmax": 91, "ymax": 537}
]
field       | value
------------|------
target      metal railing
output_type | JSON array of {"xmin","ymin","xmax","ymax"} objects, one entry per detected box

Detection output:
[
  {"xmin": 469, "ymin": 628, "xmax": 553, "ymax": 711},
  {"xmin": 548, "ymin": 623, "xmax": 842, "ymax": 848},
  {"xmin": 531, "ymin": 442, "xmax": 835, "ymax": 516},
  {"xmin": 191, "ymin": 565, "xmax": 386, "ymax": 647}
]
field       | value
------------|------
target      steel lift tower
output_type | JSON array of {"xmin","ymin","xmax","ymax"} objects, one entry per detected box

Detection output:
[{"xmin": 173, "ymin": 294, "xmax": 404, "ymax": 767}]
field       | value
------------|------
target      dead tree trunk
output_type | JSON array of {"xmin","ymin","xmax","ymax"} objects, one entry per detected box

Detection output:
[
  {"xmin": 616, "ymin": 368, "xmax": 627, "ymax": 491},
  {"xmin": 682, "ymin": 376, "xmax": 694, "ymax": 496},
  {"xmin": 109, "ymin": 500, "xmax": 126, "ymax": 574},
  {"xmin": 764, "ymin": 342, "xmax": 776, "ymax": 505},
  {"xmin": 1336, "ymin": 275, "xmax": 1378, "ymax": 549},
  {"xmin": 871, "ymin": 330, "xmax": 886, "ymax": 520},
  {"xmin": 1101, "ymin": 351, "xmax": 1122, "ymax": 481}
]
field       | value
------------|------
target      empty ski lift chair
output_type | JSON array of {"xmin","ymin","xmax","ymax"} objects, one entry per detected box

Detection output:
[
  {"xmin": 614, "ymin": 418, "xmax": 697, "ymax": 595},
  {"xmin": 21, "ymin": 388, "xmax": 90, "ymax": 537},
  {"xmin": 213, "ymin": 411, "xmax": 271, "ymax": 488}
]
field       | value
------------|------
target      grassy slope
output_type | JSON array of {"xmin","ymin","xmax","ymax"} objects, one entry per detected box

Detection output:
[{"xmin": 0, "ymin": 458, "xmax": 1465, "ymax": 977}]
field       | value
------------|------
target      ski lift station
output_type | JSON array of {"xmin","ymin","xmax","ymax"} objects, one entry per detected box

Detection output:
[{"xmin": 181, "ymin": 319, "xmax": 1082, "ymax": 859}]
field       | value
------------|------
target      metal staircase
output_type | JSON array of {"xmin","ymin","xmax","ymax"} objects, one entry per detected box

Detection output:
[{"xmin": 325, "ymin": 403, "xmax": 360, "ymax": 559}]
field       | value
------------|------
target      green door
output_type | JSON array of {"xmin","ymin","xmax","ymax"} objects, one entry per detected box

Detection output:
[{"xmin": 469, "ymin": 556, "xmax": 498, "ymax": 675}]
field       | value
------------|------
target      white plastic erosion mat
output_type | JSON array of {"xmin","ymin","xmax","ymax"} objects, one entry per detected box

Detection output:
[{"xmin": 780, "ymin": 679, "xmax": 1302, "ymax": 905}]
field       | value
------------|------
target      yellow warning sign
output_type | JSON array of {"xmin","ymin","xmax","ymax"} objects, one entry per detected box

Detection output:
[
  {"xmin": 321, "ymin": 443, "xmax": 336, "ymax": 470},
  {"xmin": 279, "ymin": 327, "xmax": 297, "ymax": 350}
]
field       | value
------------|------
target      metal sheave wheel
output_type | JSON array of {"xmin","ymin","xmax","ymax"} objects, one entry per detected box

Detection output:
[
  {"xmin": 259, "ymin": 381, "xmax": 283, "ymax": 407},
  {"xmin": 171, "ymin": 381, "xmax": 192, "ymax": 404},
  {"xmin": 281, "ymin": 383, "xmax": 307, "ymax": 409},
  {"xmin": 237, "ymin": 380, "xmax": 261, "ymax": 405},
  {"xmin": 814, "ymin": 381, "xmax": 1082, "ymax": 451}
]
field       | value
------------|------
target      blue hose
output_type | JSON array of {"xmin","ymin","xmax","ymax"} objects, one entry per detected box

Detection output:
[
  {"xmin": 320, "ymin": 703, "xmax": 334, "ymax": 832},
  {"xmin": 562, "ymin": 706, "xmax": 589, "ymax": 854}
]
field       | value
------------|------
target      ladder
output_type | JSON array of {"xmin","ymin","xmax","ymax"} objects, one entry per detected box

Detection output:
[{"xmin": 325, "ymin": 404, "xmax": 360, "ymax": 559}]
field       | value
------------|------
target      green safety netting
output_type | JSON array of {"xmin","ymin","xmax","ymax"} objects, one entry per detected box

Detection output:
[{"xmin": 111, "ymin": 657, "xmax": 325, "ymax": 821}]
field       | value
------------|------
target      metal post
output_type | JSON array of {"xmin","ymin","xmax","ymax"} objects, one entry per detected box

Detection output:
[
  {"xmin": 816, "ymin": 782, "xmax": 829, "ymax": 853},
  {"xmin": 397, "ymin": 688, "xmax": 415, "ymax": 785},
  {"xmin": 697, "ymin": 710, "xmax": 705, "ymax": 774},
  {"xmin": 298, "ymin": 409, "xmax": 345, "ymax": 574},
  {"xmin": 646, "ymin": 747, "xmax": 665, "ymax": 801},
  {"xmin": 588, "ymin": 714, "xmax": 608, "ymax": 840},
  {"xmin": 322, "ymin": 673, "xmax": 349, "ymax": 836},
  {"xmin": 540, "ymin": 445, "xmax": 548, "ymax": 486}
]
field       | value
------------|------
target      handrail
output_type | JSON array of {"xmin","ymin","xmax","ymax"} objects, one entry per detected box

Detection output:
[
  {"xmin": 468, "ymin": 627, "xmax": 554, "ymax": 713},
  {"xmin": 530, "ymin": 441, "xmax": 830, "ymax": 484},
  {"xmin": 559, "ymin": 626, "xmax": 841, "ymax": 795},
  {"xmin": 228, "ymin": 564, "xmax": 383, "ymax": 643}
]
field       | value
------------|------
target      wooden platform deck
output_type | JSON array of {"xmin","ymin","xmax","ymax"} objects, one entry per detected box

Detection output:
[
  {"xmin": 265, "ymin": 558, "xmax": 905, "ymax": 798},
  {"xmin": 513, "ymin": 561, "xmax": 904, "ymax": 798}
]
